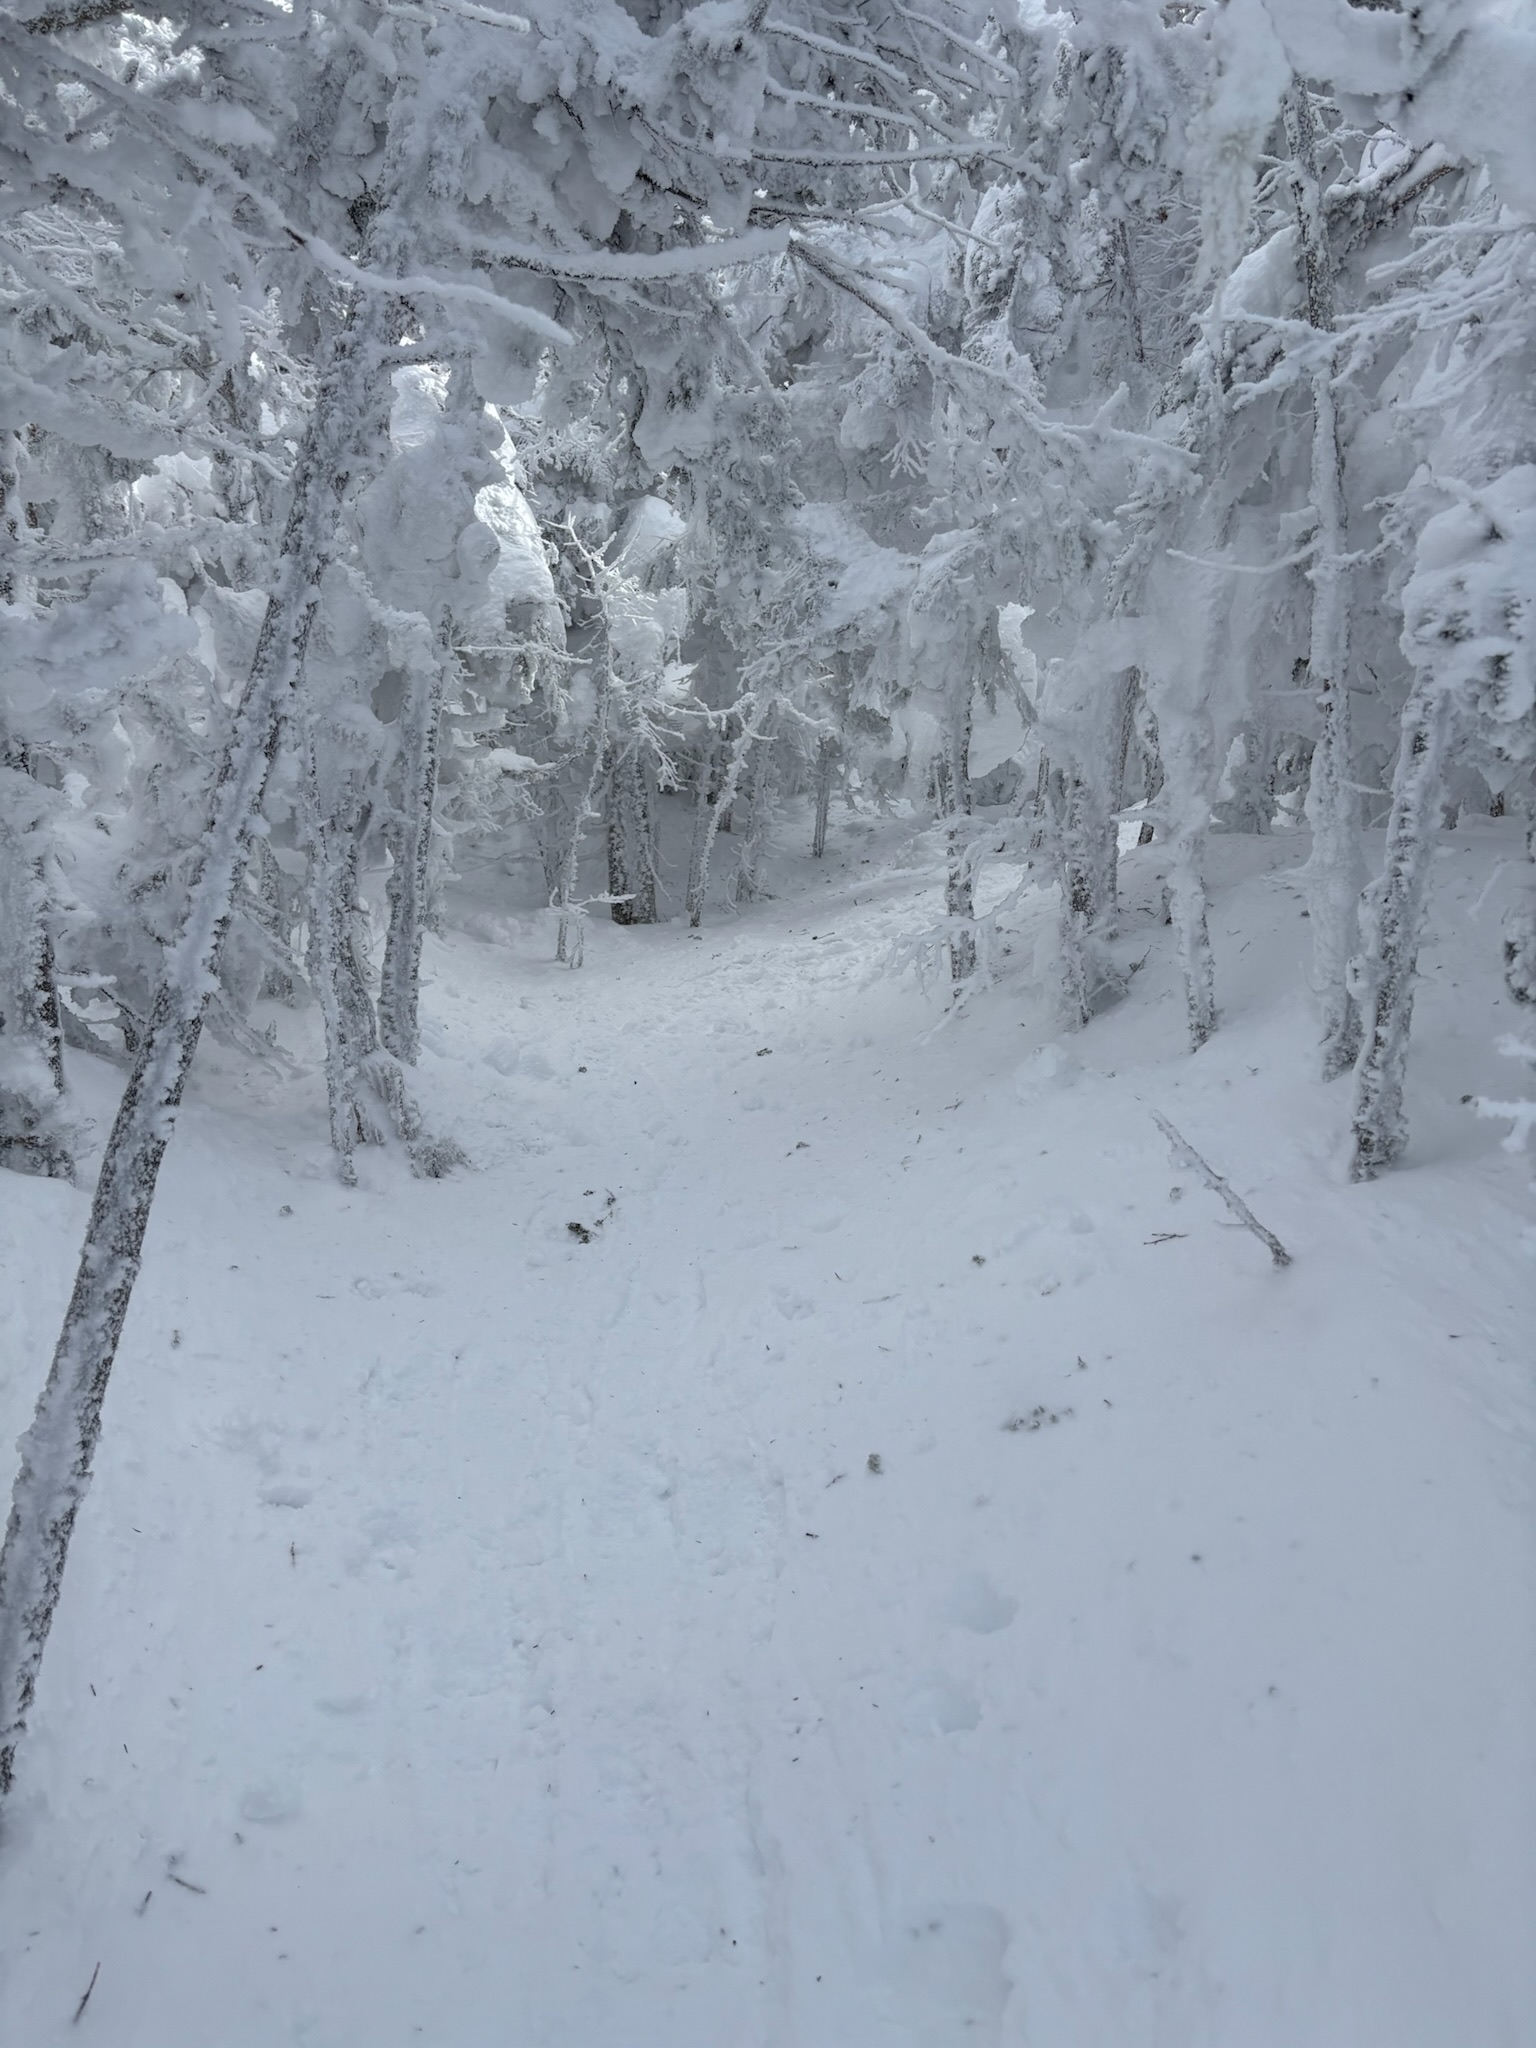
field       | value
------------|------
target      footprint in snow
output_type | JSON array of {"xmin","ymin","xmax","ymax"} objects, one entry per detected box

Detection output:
[
  {"xmin": 880, "ymin": 1903, "xmax": 1012, "ymax": 2042},
  {"xmin": 240, "ymin": 1778, "xmax": 302, "ymax": 1826},
  {"xmin": 902, "ymin": 1673, "xmax": 982, "ymax": 1735},
  {"xmin": 351, "ymin": 1273, "xmax": 443, "ymax": 1300},
  {"xmin": 484, "ymin": 1039, "xmax": 556, "ymax": 1080},
  {"xmin": 942, "ymin": 1571, "xmax": 1018, "ymax": 1635},
  {"xmin": 773, "ymin": 1286, "xmax": 817, "ymax": 1320},
  {"xmin": 259, "ymin": 1483, "xmax": 313, "ymax": 1509},
  {"xmin": 1013, "ymin": 1041, "xmax": 1082, "ymax": 1100}
]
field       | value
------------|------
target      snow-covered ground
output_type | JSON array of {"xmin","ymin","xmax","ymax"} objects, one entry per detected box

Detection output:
[{"xmin": 1, "ymin": 817, "xmax": 1532, "ymax": 2047}]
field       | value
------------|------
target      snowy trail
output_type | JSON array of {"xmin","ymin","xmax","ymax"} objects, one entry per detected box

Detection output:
[{"xmin": 1, "ymin": 821, "xmax": 1532, "ymax": 2047}]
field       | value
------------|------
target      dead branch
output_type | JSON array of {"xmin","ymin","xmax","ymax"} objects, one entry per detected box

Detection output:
[
  {"xmin": 1150, "ymin": 1111, "xmax": 1293, "ymax": 1269},
  {"xmin": 72, "ymin": 1961, "xmax": 100, "ymax": 2025}
]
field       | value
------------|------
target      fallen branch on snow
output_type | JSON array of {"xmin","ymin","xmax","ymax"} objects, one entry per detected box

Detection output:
[
  {"xmin": 72, "ymin": 1961, "xmax": 101, "ymax": 2025},
  {"xmin": 1150, "ymin": 1112, "xmax": 1293, "ymax": 1269}
]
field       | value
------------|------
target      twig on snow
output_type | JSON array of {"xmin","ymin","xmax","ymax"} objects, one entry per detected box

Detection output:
[
  {"xmin": 72, "ymin": 1961, "xmax": 100, "ymax": 2025},
  {"xmin": 1150, "ymin": 1111, "xmax": 1293, "ymax": 1269}
]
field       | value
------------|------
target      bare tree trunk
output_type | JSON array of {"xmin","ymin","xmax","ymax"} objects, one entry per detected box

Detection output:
[
  {"xmin": 1041, "ymin": 671, "xmax": 1133, "ymax": 1027},
  {"xmin": 1505, "ymin": 814, "xmax": 1536, "ymax": 1008},
  {"xmin": 685, "ymin": 735, "xmax": 719, "ymax": 923},
  {"xmin": 940, "ymin": 693, "xmax": 976, "ymax": 982},
  {"xmin": 0, "ymin": 749, "xmax": 71, "ymax": 1180},
  {"xmin": 379, "ymin": 631, "xmax": 450, "ymax": 1062},
  {"xmin": 687, "ymin": 715, "xmax": 753, "ymax": 928},
  {"xmin": 1114, "ymin": 217, "xmax": 1146, "ymax": 368},
  {"xmin": 1168, "ymin": 810, "xmax": 1218, "ymax": 1049},
  {"xmin": 553, "ymin": 643, "xmax": 613, "ymax": 966},
  {"xmin": 248, "ymin": 836, "xmax": 298, "ymax": 1003},
  {"xmin": 732, "ymin": 706, "xmax": 780, "ymax": 907},
  {"xmin": 301, "ymin": 774, "xmax": 420, "ymax": 1185},
  {"xmin": 605, "ymin": 745, "xmax": 658, "ymax": 925},
  {"xmin": 1110, "ymin": 667, "xmax": 1141, "ymax": 872},
  {"xmin": 1285, "ymin": 80, "xmax": 1365, "ymax": 1078},
  {"xmin": 1147, "ymin": 703, "xmax": 1218, "ymax": 1050},
  {"xmin": 1301, "ymin": 368, "xmax": 1365, "ymax": 1078},
  {"xmin": 1349, "ymin": 678, "xmax": 1458, "ymax": 1179},
  {"xmin": 631, "ymin": 756, "xmax": 660, "ymax": 925},
  {"xmin": 945, "ymin": 827, "xmax": 977, "ymax": 982},
  {"xmin": 606, "ymin": 741, "xmax": 663, "ymax": 925},
  {"xmin": 0, "ymin": 290, "xmax": 386, "ymax": 1809},
  {"xmin": 811, "ymin": 733, "xmax": 836, "ymax": 860}
]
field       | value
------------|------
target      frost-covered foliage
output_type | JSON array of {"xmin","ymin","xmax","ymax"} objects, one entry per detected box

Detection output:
[
  {"xmin": 1, "ymin": 0, "xmax": 1531, "ymax": 1170},
  {"xmin": 2, "ymin": 0, "xmax": 1535, "ymax": 1807}
]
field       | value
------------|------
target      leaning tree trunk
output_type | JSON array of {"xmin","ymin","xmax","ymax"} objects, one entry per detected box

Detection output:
[
  {"xmin": 1348, "ymin": 677, "xmax": 1459, "ymax": 1179},
  {"xmin": 0, "ymin": 289, "xmax": 388, "ymax": 1808}
]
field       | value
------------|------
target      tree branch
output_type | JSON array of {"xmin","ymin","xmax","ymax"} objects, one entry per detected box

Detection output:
[{"xmin": 1150, "ymin": 1112, "xmax": 1293, "ymax": 1268}]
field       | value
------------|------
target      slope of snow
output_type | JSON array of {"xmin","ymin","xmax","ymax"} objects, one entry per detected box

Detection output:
[{"xmin": 0, "ymin": 816, "xmax": 1532, "ymax": 2047}]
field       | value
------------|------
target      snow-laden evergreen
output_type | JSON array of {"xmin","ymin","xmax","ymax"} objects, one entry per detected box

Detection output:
[{"xmin": 0, "ymin": 0, "xmax": 1533, "ymax": 2034}]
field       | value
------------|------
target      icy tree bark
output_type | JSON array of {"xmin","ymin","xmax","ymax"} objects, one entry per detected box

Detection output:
[
  {"xmin": 1152, "ymin": 1111, "xmax": 1292, "ymax": 1267},
  {"xmin": 552, "ymin": 648, "xmax": 612, "ymax": 966},
  {"xmin": 0, "ymin": 750, "xmax": 71, "ymax": 1180},
  {"xmin": 811, "ymin": 732, "xmax": 837, "ymax": 860},
  {"xmin": 1301, "ymin": 365, "xmax": 1366, "ymax": 1077},
  {"xmin": 685, "ymin": 735, "xmax": 720, "ymax": 922},
  {"xmin": 1285, "ymin": 81, "xmax": 1365, "ymax": 1078},
  {"xmin": 1505, "ymin": 826, "xmax": 1536, "ymax": 1008},
  {"xmin": 379, "ymin": 630, "xmax": 450, "ymax": 1062},
  {"xmin": 0, "ymin": 293, "xmax": 384, "ymax": 1806},
  {"xmin": 1040, "ymin": 762, "xmax": 1096, "ymax": 1027},
  {"xmin": 686, "ymin": 716, "xmax": 753, "ymax": 928},
  {"xmin": 605, "ymin": 744, "xmax": 658, "ymax": 926},
  {"xmin": 1110, "ymin": 667, "xmax": 1142, "ymax": 863},
  {"xmin": 1298, "ymin": 377, "xmax": 1365, "ymax": 1071},
  {"xmin": 1036, "ymin": 651, "xmax": 1138, "ymax": 1026},
  {"xmin": 634, "ymin": 767, "xmax": 661, "ymax": 926},
  {"xmin": 301, "ymin": 775, "xmax": 421, "ymax": 1184},
  {"xmin": 944, "ymin": 825, "xmax": 977, "ymax": 981},
  {"xmin": 1113, "ymin": 217, "xmax": 1145, "ymax": 369},
  {"xmin": 732, "ymin": 706, "xmax": 781, "ymax": 908},
  {"xmin": 1348, "ymin": 678, "xmax": 1458, "ymax": 1179},
  {"xmin": 1282, "ymin": 84, "xmax": 1336, "ymax": 337},
  {"xmin": 1142, "ymin": 601, "xmax": 1220, "ymax": 1049},
  {"xmin": 939, "ymin": 695, "xmax": 976, "ymax": 983},
  {"xmin": 248, "ymin": 837, "xmax": 298, "ymax": 1004},
  {"xmin": 1162, "ymin": 726, "xmax": 1219, "ymax": 1050}
]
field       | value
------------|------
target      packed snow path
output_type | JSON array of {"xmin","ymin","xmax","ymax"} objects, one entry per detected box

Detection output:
[{"xmin": 1, "ymin": 820, "xmax": 1532, "ymax": 2046}]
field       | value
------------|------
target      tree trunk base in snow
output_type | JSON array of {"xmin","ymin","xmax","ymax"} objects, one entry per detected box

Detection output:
[{"xmin": 0, "ymin": 1102, "xmax": 72, "ymax": 1181}]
